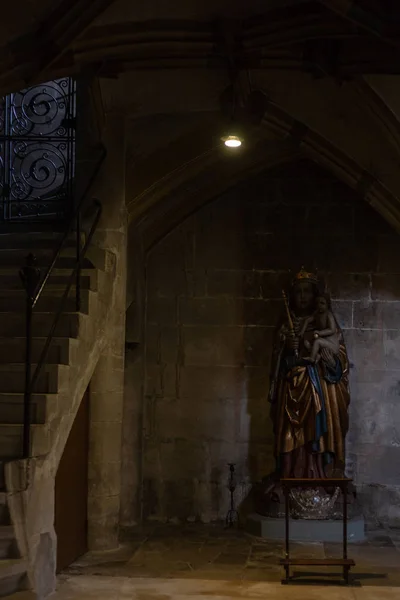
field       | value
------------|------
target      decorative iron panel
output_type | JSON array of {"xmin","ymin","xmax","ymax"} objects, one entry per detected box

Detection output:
[{"xmin": 0, "ymin": 78, "xmax": 76, "ymax": 222}]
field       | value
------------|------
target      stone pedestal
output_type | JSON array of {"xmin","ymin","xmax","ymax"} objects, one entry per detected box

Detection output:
[{"xmin": 246, "ymin": 513, "xmax": 365, "ymax": 542}]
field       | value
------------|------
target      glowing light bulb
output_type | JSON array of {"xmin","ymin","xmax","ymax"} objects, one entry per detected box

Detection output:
[{"xmin": 222, "ymin": 135, "xmax": 242, "ymax": 148}]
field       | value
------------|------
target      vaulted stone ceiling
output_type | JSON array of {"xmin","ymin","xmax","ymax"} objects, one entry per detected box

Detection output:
[{"xmin": 3, "ymin": 1, "xmax": 400, "ymax": 242}]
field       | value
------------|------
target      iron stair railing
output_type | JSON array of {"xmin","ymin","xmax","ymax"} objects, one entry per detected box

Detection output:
[{"xmin": 19, "ymin": 151, "xmax": 106, "ymax": 459}]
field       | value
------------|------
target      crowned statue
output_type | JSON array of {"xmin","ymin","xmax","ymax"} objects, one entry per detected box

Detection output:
[{"xmin": 256, "ymin": 268, "xmax": 354, "ymax": 519}]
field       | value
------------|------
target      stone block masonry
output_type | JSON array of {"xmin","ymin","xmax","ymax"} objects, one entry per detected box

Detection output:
[{"xmin": 130, "ymin": 159, "xmax": 400, "ymax": 527}]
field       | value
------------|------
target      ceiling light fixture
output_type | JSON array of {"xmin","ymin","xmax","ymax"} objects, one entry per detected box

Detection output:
[{"xmin": 222, "ymin": 134, "xmax": 242, "ymax": 148}]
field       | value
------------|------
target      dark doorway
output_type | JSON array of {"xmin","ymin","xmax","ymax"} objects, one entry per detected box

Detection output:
[{"xmin": 54, "ymin": 386, "xmax": 89, "ymax": 572}]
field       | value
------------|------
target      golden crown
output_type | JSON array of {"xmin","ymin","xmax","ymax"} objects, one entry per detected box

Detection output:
[{"xmin": 292, "ymin": 267, "xmax": 318, "ymax": 285}]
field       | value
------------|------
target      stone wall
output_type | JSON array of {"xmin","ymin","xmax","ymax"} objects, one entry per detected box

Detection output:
[{"xmin": 134, "ymin": 159, "xmax": 400, "ymax": 526}]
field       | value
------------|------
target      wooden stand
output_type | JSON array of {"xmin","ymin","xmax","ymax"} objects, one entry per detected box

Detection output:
[{"xmin": 280, "ymin": 478, "xmax": 355, "ymax": 584}]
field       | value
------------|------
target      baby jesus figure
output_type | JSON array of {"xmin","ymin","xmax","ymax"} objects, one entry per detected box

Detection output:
[{"xmin": 300, "ymin": 294, "xmax": 340, "ymax": 364}]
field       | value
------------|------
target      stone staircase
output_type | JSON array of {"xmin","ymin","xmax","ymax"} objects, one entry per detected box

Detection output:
[
  {"xmin": 0, "ymin": 229, "xmax": 104, "ymax": 598},
  {"xmin": 0, "ymin": 492, "xmax": 34, "ymax": 599}
]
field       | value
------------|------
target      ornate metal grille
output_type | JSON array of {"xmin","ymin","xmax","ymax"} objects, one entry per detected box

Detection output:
[{"xmin": 0, "ymin": 78, "xmax": 76, "ymax": 222}]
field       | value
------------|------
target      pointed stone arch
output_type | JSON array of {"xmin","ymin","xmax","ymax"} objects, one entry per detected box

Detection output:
[{"xmin": 127, "ymin": 100, "xmax": 400, "ymax": 253}]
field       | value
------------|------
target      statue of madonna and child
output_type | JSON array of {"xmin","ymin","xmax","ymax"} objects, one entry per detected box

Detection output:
[{"xmin": 254, "ymin": 268, "xmax": 357, "ymax": 520}]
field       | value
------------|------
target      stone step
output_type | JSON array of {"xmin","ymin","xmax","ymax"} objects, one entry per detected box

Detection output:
[
  {"xmin": 0, "ymin": 424, "xmax": 48, "ymax": 458},
  {"xmin": 0, "ymin": 241, "xmax": 70, "ymax": 253},
  {"xmin": 0, "ymin": 592, "xmax": 35, "ymax": 600},
  {"xmin": 0, "ymin": 528, "xmax": 19, "ymax": 560},
  {"xmin": 0, "ymin": 559, "xmax": 26, "ymax": 578},
  {"xmin": 0, "ymin": 231, "xmax": 73, "ymax": 249},
  {"xmin": 0, "ymin": 270, "xmax": 98, "ymax": 292},
  {"xmin": 0, "ymin": 243, "xmax": 105, "ymax": 268},
  {"xmin": 0, "ymin": 231, "xmax": 106, "ymax": 271},
  {"xmin": 0, "ymin": 227, "xmax": 78, "ymax": 241},
  {"xmin": 0, "ymin": 394, "xmax": 50, "ymax": 425},
  {"xmin": 0, "ymin": 364, "xmax": 67, "ymax": 394},
  {"xmin": 0, "ymin": 559, "xmax": 29, "ymax": 598},
  {"xmin": 0, "ymin": 591, "xmax": 35, "ymax": 600},
  {"xmin": 0, "ymin": 283, "xmax": 93, "ymax": 300},
  {"xmin": 0, "ymin": 290, "xmax": 90, "ymax": 315},
  {"xmin": 0, "ymin": 338, "xmax": 74, "ymax": 365},
  {"xmin": 0, "ymin": 312, "xmax": 80, "ymax": 338},
  {"xmin": 0, "ymin": 255, "xmax": 94, "ymax": 270}
]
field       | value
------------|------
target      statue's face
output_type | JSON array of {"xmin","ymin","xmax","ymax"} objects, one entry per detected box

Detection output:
[
  {"xmin": 293, "ymin": 281, "xmax": 315, "ymax": 313},
  {"xmin": 316, "ymin": 296, "xmax": 328, "ymax": 313}
]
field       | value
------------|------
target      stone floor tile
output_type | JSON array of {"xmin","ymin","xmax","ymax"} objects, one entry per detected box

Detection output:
[
  {"xmin": 121, "ymin": 577, "xmax": 244, "ymax": 599},
  {"xmin": 182, "ymin": 567, "xmax": 245, "ymax": 581},
  {"xmin": 66, "ymin": 544, "xmax": 136, "ymax": 569},
  {"xmin": 242, "ymin": 566, "xmax": 282, "ymax": 582},
  {"xmin": 59, "ymin": 523, "xmax": 400, "ymax": 596},
  {"xmin": 55, "ymin": 575, "xmax": 123, "ymax": 599},
  {"xmin": 191, "ymin": 546, "xmax": 222, "ymax": 567},
  {"xmin": 51, "ymin": 575, "xmax": 359, "ymax": 600},
  {"xmin": 367, "ymin": 534, "xmax": 395, "ymax": 547},
  {"xmin": 352, "ymin": 588, "xmax": 400, "ymax": 600},
  {"xmin": 279, "ymin": 586, "xmax": 357, "ymax": 600},
  {"xmin": 214, "ymin": 553, "xmax": 248, "ymax": 565},
  {"xmin": 346, "ymin": 546, "xmax": 400, "ymax": 569},
  {"xmin": 119, "ymin": 525, "xmax": 154, "ymax": 541},
  {"xmin": 248, "ymin": 553, "xmax": 280, "ymax": 565},
  {"xmin": 53, "ymin": 574, "xmax": 400, "ymax": 600},
  {"xmin": 323, "ymin": 542, "xmax": 344, "ymax": 558},
  {"xmin": 205, "ymin": 538, "xmax": 229, "ymax": 547},
  {"xmin": 353, "ymin": 564, "xmax": 400, "ymax": 586},
  {"xmin": 288, "ymin": 542, "xmax": 326, "ymax": 559}
]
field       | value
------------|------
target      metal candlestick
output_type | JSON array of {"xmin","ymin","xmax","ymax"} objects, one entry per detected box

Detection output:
[{"xmin": 225, "ymin": 463, "xmax": 239, "ymax": 527}]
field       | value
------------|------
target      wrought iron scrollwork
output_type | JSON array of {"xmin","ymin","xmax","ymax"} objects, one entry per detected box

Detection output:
[{"xmin": 0, "ymin": 78, "xmax": 76, "ymax": 222}]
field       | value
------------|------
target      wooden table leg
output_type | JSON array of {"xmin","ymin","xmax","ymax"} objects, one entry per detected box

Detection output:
[
  {"xmin": 343, "ymin": 482, "xmax": 349, "ymax": 584},
  {"xmin": 279, "ymin": 479, "xmax": 355, "ymax": 585},
  {"xmin": 284, "ymin": 484, "xmax": 290, "ymax": 584}
]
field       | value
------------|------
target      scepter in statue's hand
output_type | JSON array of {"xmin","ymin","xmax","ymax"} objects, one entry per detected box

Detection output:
[{"xmin": 282, "ymin": 289, "xmax": 298, "ymax": 358}]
